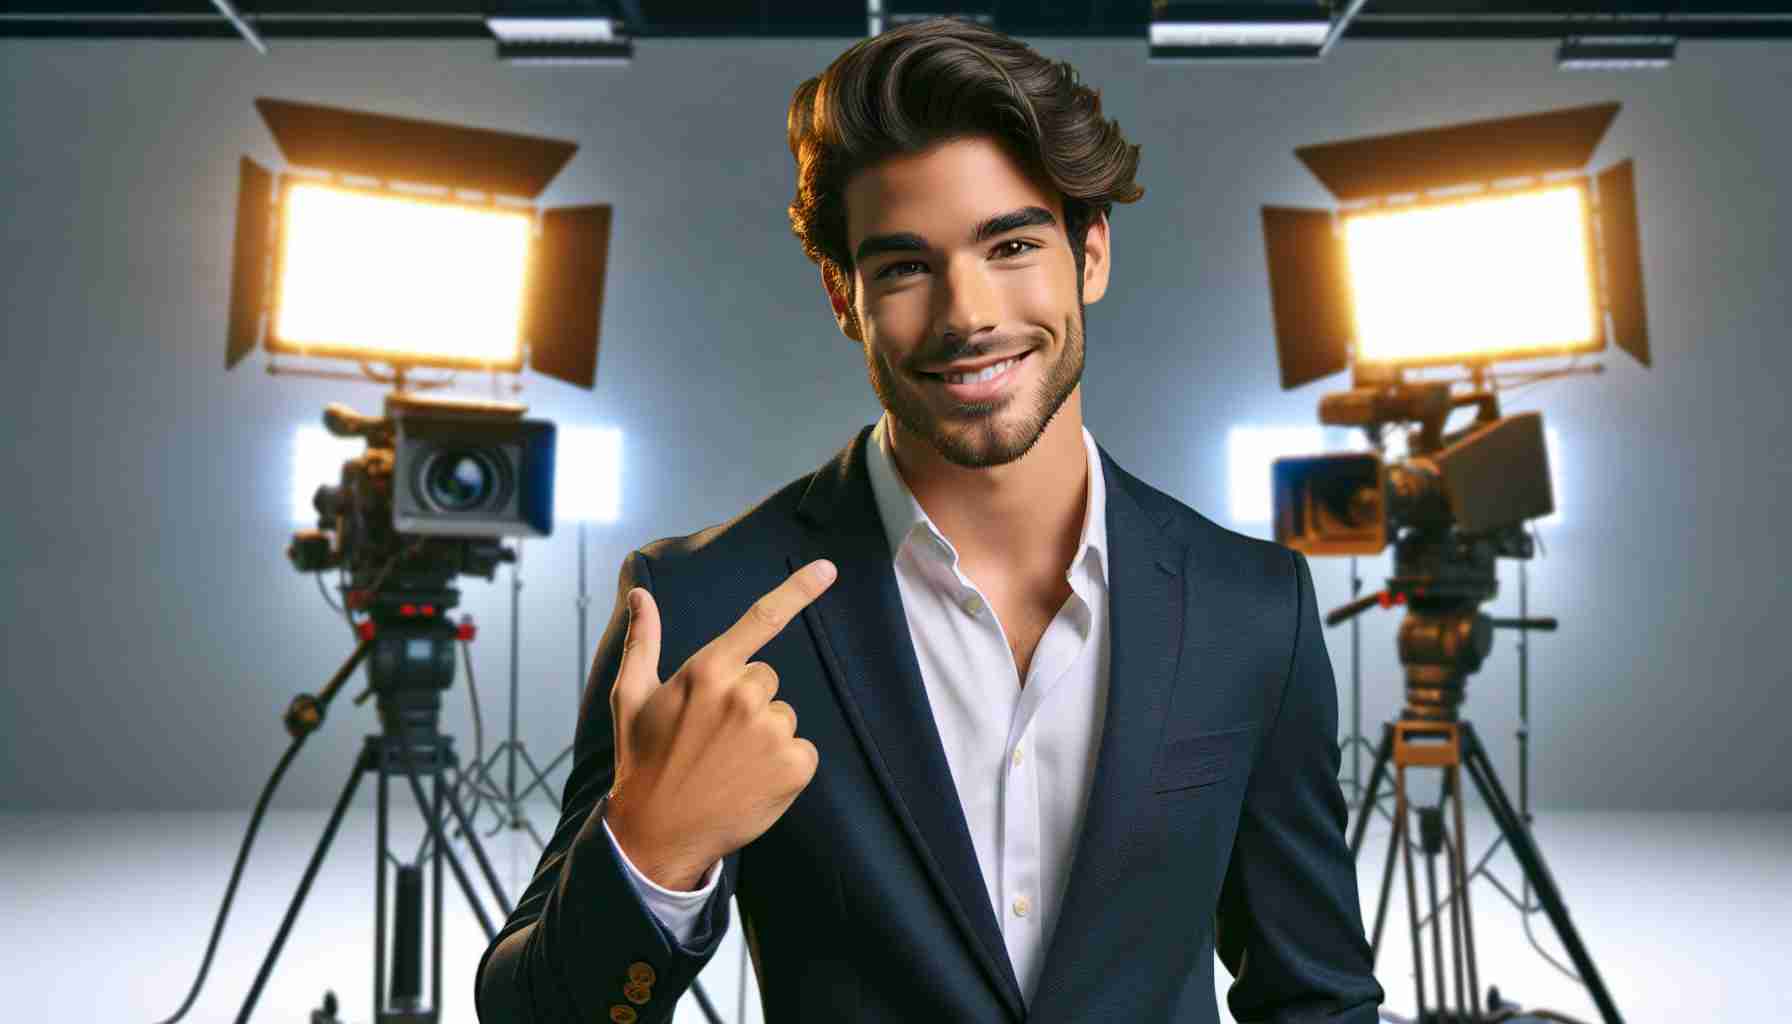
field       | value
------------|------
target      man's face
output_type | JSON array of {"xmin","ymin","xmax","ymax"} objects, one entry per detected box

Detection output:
[{"xmin": 827, "ymin": 135, "xmax": 1109, "ymax": 470}]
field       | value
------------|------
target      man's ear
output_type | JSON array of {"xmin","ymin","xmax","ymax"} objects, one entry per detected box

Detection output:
[
  {"xmin": 1080, "ymin": 211, "xmax": 1111, "ymax": 305},
  {"xmin": 823, "ymin": 266, "xmax": 862, "ymax": 343}
]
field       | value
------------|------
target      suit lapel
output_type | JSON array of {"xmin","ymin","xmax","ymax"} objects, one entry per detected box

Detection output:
[
  {"xmin": 791, "ymin": 424, "xmax": 1025, "ymax": 1018},
  {"xmin": 1027, "ymin": 446, "xmax": 1188, "ymax": 1010},
  {"xmin": 789, "ymin": 424, "xmax": 1187, "ymax": 1020}
]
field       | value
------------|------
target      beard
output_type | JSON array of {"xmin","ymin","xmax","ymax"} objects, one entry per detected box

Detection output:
[{"xmin": 866, "ymin": 295, "xmax": 1085, "ymax": 471}]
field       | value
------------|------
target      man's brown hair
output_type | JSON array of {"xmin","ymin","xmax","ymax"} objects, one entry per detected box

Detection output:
[{"xmin": 786, "ymin": 16, "xmax": 1145, "ymax": 337}]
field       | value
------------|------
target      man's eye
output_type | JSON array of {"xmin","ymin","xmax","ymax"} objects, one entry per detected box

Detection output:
[{"xmin": 877, "ymin": 239, "xmax": 1039, "ymax": 280}]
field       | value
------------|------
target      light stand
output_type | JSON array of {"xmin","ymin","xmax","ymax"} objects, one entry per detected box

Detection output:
[{"xmin": 458, "ymin": 540, "xmax": 576, "ymax": 850}]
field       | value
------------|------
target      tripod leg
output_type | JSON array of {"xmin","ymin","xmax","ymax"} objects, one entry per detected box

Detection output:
[
  {"xmin": 434, "ymin": 767, "xmax": 445, "ymax": 1019},
  {"xmin": 236, "ymin": 751, "xmax": 366, "ymax": 1024},
  {"xmin": 390, "ymin": 738, "xmax": 501, "ymax": 942},
  {"xmin": 436, "ymin": 764, "xmax": 515, "ymax": 914},
  {"xmin": 1398, "ymin": 765, "xmax": 1428, "ymax": 1021},
  {"xmin": 1461, "ymin": 724, "xmax": 1625, "ymax": 1024},
  {"xmin": 377, "ymin": 756, "xmax": 388, "ymax": 1019},
  {"xmin": 1350, "ymin": 722, "xmax": 1394, "ymax": 858},
  {"xmin": 1370, "ymin": 791, "xmax": 1402, "ymax": 964},
  {"xmin": 1422, "ymin": 809, "xmax": 1449, "ymax": 1017},
  {"xmin": 1442, "ymin": 770, "xmax": 1469, "ymax": 1023},
  {"xmin": 1453, "ymin": 763, "xmax": 1481, "ymax": 1018}
]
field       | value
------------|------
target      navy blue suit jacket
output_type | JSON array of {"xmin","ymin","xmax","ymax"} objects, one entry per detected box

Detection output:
[{"xmin": 475, "ymin": 423, "xmax": 1383, "ymax": 1022}]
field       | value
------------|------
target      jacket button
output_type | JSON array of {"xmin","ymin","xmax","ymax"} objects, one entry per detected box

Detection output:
[
  {"xmin": 624, "ymin": 982, "xmax": 652, "ymax": 1005},
  {"xmin": 608, "ymin": 1006, "xmax": 638, "ymax": 1023},
  {"xmin": 627, "ymin": 961, "xmax": 656, "ymax": 986}
]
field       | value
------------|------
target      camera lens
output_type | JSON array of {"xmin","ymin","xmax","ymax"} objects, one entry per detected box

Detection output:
[{"xmin": 423, "ymin": 450, "xmax": 494, "ymax": 511}]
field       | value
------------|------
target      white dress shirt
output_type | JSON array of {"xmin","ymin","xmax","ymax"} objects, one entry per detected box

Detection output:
[{"xmin": 601, "ymin": 410, "xmax": 1112, "ymax": 1008}]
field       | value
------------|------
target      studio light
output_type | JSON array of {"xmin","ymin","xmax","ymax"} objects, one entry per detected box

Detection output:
[
  {"xmin": 487, "ymin": 12, "xmax": 634, "ymax": 65},
  {"xmin": 553, "ymin": 425, "xmax": 622, "ymax": 525},
  {"xmin": 290, "ymin": 424, "xmax": 362, "ymax": 525},
  {"xmin": 271, "ymin": 180, "xmax": 534, "ymax": 369},
  {"xmin": 1558, "ymin": 35, "xmax": 1677, "ymax": 71},
  {"xmin": 1341, "ymin": 181, "xmax": 1602, "ymax": 369},
  {"xmin": 226, "ymin": 96, "xmax": 612, "ymax": 390},
  {"xmin": 1148, "ymin": 1, "xmax": 1336, "ymax": 62},
  {"xmin": 1260, "ymin": 101, "xmax": 1652, "ymax": 398}
]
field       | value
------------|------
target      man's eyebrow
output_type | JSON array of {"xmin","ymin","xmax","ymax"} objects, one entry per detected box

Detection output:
[{"xmin": 854, "ymin": 205, "xmax": 1057, "ymax": 267}]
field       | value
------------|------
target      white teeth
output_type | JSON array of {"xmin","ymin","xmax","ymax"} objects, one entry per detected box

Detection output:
[{"xmin": 943, "ymin": 356, "xmax": 1018, "ymax": 385}]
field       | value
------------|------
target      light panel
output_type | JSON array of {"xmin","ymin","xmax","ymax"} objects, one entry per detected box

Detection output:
[
  {"xmin": 270, "ymin": 180, "xmax": 533, "ymax": 370},
  {"xmin": 1149, "ymin": 21, "xmax": 1331, "ymax": 48},
  {"xmin": 1342, "ymin": 182, "xmax": 1601, "ymax": 368},
  {"xmin": 291, "ymin": 425, "xmax": 364, "ymax": 525},
  {"xmin": 487, "ymin": 17, "xmax": 616, "ymax": 43},
  {"xmin": 554, "ymin": 426, "xmax": 622, "ymax": 525},
  {"xmin": 1230, "ymin": 425, "xmax": 1326, "ymax": 524}
]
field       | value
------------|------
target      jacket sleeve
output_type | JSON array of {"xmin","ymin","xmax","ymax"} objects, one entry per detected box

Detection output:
[
  {"xmin": 1216, "ymin": 548, "xmax": 1385, "ymax": 1023},
  {"xmin": 601, "ymin": 811, "xmax": 725, "ymax": 945},
  {"xmin": 475, "ymin": 549, "xmax": 742, "ymax": 1024}
]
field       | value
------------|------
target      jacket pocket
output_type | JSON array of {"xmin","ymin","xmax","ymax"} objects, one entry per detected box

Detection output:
[{"xmin": 1153, "ymin": 722, "xmax": 1258, "ymax": 793}]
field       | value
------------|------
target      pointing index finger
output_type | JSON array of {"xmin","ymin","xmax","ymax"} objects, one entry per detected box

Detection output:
[{"xmin": 713, "ymin": 559, "xmax": 837, "ymax": 666}]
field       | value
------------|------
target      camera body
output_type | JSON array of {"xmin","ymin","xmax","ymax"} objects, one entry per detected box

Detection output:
[
  {"xmin": 1271, "ymin": 386, "xmax": 1553, "ymax": 558},
  {"xmin": 287, "ymin": 394, "xmax": 556, "ymax": 582}
]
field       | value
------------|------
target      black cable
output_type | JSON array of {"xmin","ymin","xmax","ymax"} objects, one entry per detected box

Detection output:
[
  {"xmin": 151, "ymin": 737, "xmax": 307, "ymax": 1024},
  {"xmin": 456, "ymin": 636, "xmax": 501, "ymax": 803},
  {"xmin": 416, "ymin": 637, "xmax": 507, "ymax": 864},
  {"xmin": 315, "ymin": 571, "xmax": 343, "ymax": 614},
  {"xmin": 149, "ymin": 630, "xmax": 373, "ymax": 1024}
]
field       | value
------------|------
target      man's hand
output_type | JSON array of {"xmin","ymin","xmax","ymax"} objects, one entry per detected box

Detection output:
[{"xmin": 599, "ymin": 559, "xmax": 838, "ymax": 890}]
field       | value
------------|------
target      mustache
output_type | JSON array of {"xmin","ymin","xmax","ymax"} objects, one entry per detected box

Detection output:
[{"xmin": 913, "ymin": 339, "xmax": 1033, "ymax": 370}]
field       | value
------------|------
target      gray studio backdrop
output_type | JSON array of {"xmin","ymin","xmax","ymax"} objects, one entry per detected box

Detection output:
[{"xmin": 2, "ymin": 36, "xmax": 1786, "ymax": 813}]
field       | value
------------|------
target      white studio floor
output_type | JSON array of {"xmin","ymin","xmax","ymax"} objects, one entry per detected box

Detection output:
[{"xmin": 3, "ymin": 803, "xmax": 1785, "ymax": 1024}]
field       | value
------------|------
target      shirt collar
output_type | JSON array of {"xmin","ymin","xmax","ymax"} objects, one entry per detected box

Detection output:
[{"xmin": 864, "ymin": 410, "xmax": 1108, "ymax": 587}]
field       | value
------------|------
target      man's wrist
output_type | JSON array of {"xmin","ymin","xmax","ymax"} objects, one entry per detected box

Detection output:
[{"xmin": 601, "ymin": 795, "xmax": 712, "ymax": 892}]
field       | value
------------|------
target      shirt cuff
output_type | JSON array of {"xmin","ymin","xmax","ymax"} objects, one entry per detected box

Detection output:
[{"xmin": 599, "ymin": 802, "xmax": 722, "ymax": 946}]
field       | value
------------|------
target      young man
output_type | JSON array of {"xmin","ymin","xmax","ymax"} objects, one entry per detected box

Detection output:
[{"xmin": 477, "ymin": 17, "xmax": 1382, "ymax": 1023}]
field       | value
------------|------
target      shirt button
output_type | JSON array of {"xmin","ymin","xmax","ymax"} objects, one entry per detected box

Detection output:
[
  {"xmin": 962, "ymin": 594, "xmax": 983, "ymax": 616},
  {"xmin": 1013, "ymin": 895, "xmax": 1030, "ymax": 918},
  {"xmin": 1011, "ymin": 746, "xmax": 1024, "ymax": 768}
]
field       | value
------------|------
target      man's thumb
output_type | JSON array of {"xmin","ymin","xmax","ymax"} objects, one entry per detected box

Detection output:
[{"xmin": 612, "ymin": 587, "xmax": 662, "ymax": 749}]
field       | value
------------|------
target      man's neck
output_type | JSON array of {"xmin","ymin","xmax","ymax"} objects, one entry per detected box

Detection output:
[{"xmin": 886, "ymin": 394, "xmax": 1089, "ymax": 585}]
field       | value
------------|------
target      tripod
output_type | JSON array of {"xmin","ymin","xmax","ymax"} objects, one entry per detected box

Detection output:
[
  {"xmin": 238, "ymin": 610, "xmax": 514, "ymax": 1024},
  {"xmin": 1335, "ymin": 524, "xmax": 1624, "ymax": 1024}
]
